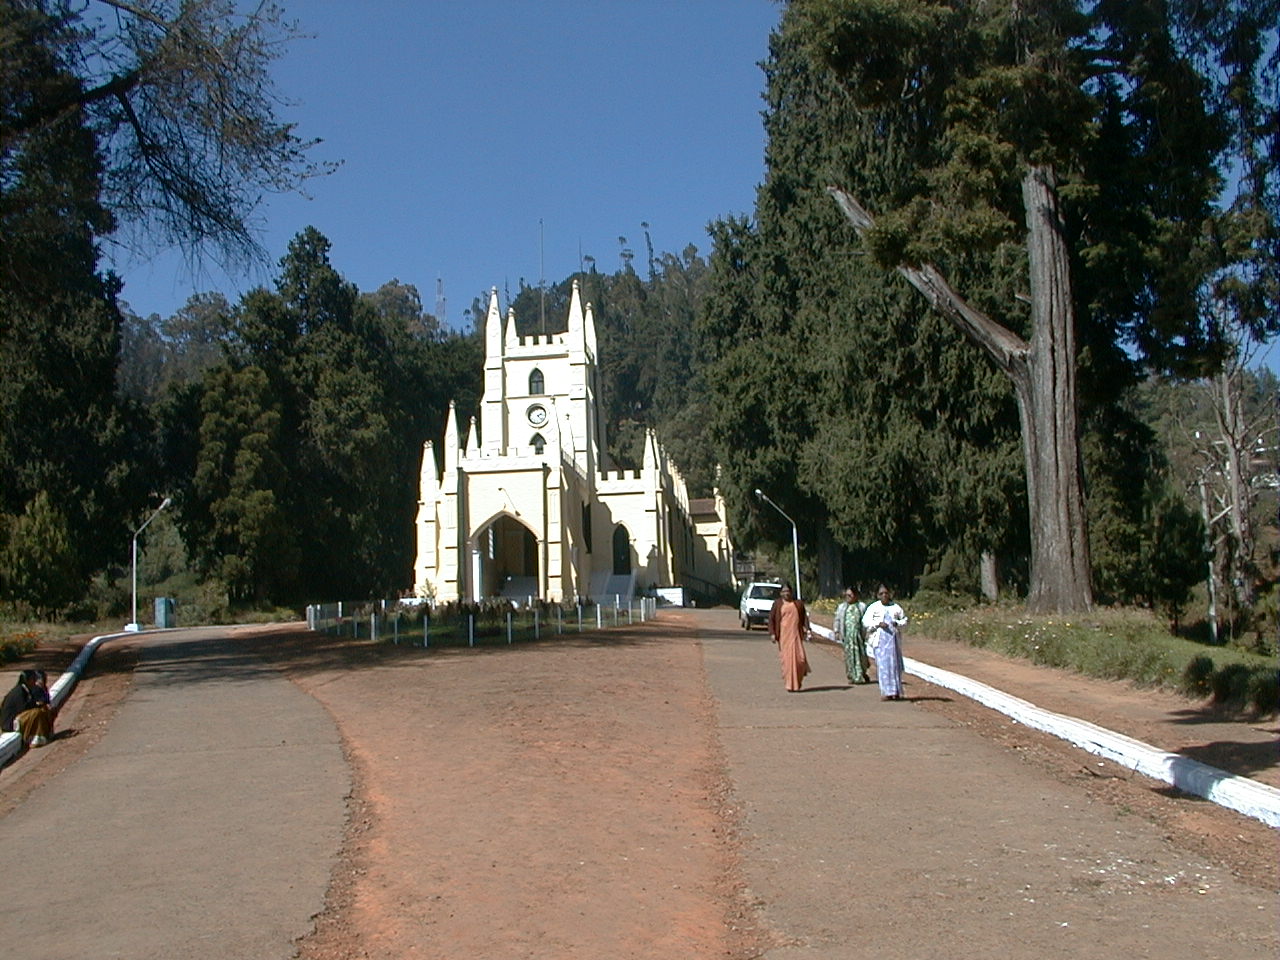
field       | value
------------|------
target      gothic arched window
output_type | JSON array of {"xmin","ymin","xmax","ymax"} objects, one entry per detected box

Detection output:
[
  {"xmin": 530, "ymin": 433, "xmax": 545, "ymax": 455},
  {"xmin": 529, "ymin": 368, "xmax": 545, "ymax": 395}
]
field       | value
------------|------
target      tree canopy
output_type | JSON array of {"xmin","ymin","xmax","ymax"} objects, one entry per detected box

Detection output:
[
  {"xmin": 156, "ymin": 228, "xmax": 482, "ymax": 604},
  {"xmin": 698, "ymin": 0, "xmax": 1277, "ymax": 609},
  {"xmin": 2, "ymin": 0, "xmax": 333, "ymax": 265},
  {"xmin": 0, "ymin": 0, "xmax": 329, "ymax": 614}
]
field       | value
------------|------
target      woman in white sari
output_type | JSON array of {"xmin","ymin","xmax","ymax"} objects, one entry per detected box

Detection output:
[{"xmin": 861, "ymin": 584, "xmax": 907, "ymax": 700}]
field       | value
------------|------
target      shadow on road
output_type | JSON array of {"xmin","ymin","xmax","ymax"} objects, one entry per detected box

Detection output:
[{"xmin": 130, "ymin": 621, "xmax": 669, "ymax": 688}]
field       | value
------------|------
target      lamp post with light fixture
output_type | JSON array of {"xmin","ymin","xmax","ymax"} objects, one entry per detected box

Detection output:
[
  {"xmin": 126, "ymin": 497, "xmax": 171, "ymax": 632},
  {"xmin": 754, "ymin": 488, "xmax": 801, "ymax": 601}
]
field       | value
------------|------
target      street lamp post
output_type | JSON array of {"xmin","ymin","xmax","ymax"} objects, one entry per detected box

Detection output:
[
  {"xmin": 755, "ymin": 488, "xmax": 801, "ymax": 601},
  {"xmin": 126, "ymin": 497, "xmax": 172, "ymax": 632}
]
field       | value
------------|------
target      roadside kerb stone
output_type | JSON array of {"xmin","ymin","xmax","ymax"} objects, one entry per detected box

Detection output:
[{"xmin": 810, "ymin": 623, "xmax": 1280, "ymax": 829}]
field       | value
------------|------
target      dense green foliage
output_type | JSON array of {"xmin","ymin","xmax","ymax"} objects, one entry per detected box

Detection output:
[
  {"xmin": 700, "ymin": 19, "xmax": 1027, "ymax": 593},
  {"xmin": 0, "ymin": 0, "xmax": 327, "ymax": 615},
  {"xmin": 148, "ymin": 228, "xmax": 483, "ymax": 605},
  {"xmin": 0, "ymin": 2, "xmax": 146, "ymax": 614},
  {"xmin": 699, "ymin": 0, "xmax": 1278, "ymax": 607}
]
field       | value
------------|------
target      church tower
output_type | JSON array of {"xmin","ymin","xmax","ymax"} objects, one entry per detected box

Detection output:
[{"xmin": 413, "ymin": 281, "xmax": 726, "ymax": 605}]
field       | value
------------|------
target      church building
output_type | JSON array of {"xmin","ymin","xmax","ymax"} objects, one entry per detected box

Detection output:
[{"xmin": 413, "ymin": 282, "xmax": 733, "ymax": 604}]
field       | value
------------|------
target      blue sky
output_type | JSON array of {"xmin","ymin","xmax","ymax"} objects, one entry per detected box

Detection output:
[{"xmin": 109, "ymin": 1, "xmax": 783, "ymax": 330}]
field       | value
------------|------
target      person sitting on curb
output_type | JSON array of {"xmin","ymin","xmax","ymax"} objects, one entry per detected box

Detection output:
[{"xmin": 1, "ymin": 669, "xmax": 53, "ymax": 748}]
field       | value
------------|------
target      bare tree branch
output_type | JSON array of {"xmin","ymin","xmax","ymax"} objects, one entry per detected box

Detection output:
[{"xmin": 827, "ymin": 186, "xmax": 1031, "ymax": 380}]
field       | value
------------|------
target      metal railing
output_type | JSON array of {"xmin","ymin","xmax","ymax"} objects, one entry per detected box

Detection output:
[{"xmin": 305, "ymin": 595, "xmax": 659, "ymax": 648}]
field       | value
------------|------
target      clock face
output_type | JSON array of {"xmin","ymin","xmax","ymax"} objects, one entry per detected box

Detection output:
[{"xmin": 527, "ymin": 404, "xmax": 548, "ymax": 427}]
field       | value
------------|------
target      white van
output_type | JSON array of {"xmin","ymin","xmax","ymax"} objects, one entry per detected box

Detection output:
[{"xmin": 738, "ymin": 581, "xmax": 782, "ymax": 630}]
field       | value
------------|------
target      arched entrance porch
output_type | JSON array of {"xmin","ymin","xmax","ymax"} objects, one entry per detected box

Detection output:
[{"xmin": 471, "ymin": 513, "xmax": 540, "ymax": 602}]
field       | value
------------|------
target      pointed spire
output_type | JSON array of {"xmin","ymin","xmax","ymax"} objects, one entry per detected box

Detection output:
[
  {"xmin": 584, "ymin": 297, "xmax": 598, "ymax": 357},
  {"xmin": 484, "ymin": 287, "xmax": 503, "ymax": 358},
  {"xmin": 465, "ymin": 416, "xmax": 479, "ymax": 455},
  {"xmin": 567, "ymin": 279, "xmax": 584, "ymax": 342},
  {"xmin": 505, "ymin": 306, "xmax": 518, "ymax": 348},
  {"xmin": 419, "ymin": 440, "xmax": 438, "ymax": 493},
  {"xmin": 443, "ymin": 400, "xmax": 460, "ymax": 472},
  {"xmin": 643, "ymin": 429, "xmax": 658, "ymax": 471}
]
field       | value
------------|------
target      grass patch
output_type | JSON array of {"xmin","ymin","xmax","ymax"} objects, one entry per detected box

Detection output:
[{"xmin": 910, "ymin": 601, "xmax": 1277, "ymax": 717}]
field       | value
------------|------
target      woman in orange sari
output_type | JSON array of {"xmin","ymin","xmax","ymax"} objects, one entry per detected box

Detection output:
[{"xmin": 767, "ymin": 583, "xmax": 811, "ymax": 692}]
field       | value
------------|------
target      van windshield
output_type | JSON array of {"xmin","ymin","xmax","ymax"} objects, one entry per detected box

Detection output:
[{"xmin": 749, "ymin": 584, "xmax": 781, "ymax": 600}]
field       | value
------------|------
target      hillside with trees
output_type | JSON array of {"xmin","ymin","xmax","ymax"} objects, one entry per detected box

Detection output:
[{"xmin": 0, "ymin": 0, "xmax": 1275, "ymax": 657}]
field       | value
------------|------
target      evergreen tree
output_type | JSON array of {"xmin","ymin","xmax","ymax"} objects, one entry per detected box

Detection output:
[
  {"xmin": 701, "ymin": 15, "xmax": 1026, "ymax": 594},
  {"xmin": 168, "ymin": 228, "xmax": 483, "ymax": 604},
  {"xmin": 779, "ymin": 0, "xmax": 1277, "ymax": 610},
  {"xmin": 0, "ymin": 491, "xmax": 79, "ymax": 616},
  {"xmin": 0, "ymin": 3, "xmax": 144, "ymax": 606},
  {"xmin": 188, "ymin": 364, "xmax": 297, "ymax": 602}
]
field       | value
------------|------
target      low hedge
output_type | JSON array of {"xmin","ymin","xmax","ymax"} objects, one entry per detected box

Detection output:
[{"xmin": 908, "ymin": 602, "xmax": 1277, "ymax": 717}]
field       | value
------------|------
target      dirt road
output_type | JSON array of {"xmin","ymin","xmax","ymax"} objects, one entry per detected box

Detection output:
[
  {"xmin": 1, "ymin": 608, "xmax": 1275, "ymax": 959},
  {"xmin": 258, "ymin": 607, "xmax": 1275, "ymax": 959}
]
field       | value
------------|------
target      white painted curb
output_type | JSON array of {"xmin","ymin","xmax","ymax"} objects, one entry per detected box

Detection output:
[
  {"xmin": 811, "ymin": 623, "xmax": 1280, "ymax": 829},
  {"xmin": 0, "ymin": 632, "xmax": 129, "ymax": 769}
]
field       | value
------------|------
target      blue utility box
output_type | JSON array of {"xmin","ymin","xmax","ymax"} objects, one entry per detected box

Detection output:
[{"xmin": 154, "ymin": 596, "xmax": 175, "ymax": 628}]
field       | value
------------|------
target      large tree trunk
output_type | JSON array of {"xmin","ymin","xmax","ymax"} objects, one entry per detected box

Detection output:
[
  {"xmin": 829, "ymin": 164, "xmax": 1093, "ymax": 614},
  {"xmin": 1213, "ymin": 362, "xmax": 1257, "ymax": 610},
  {"xmin": 979, "ymin": 550, "xmax": 1000, "ymax": 602},
  {"xmin": 1019, "ymin": 166, "xmax": 1093, "ymax": 612},
  {"xmin": 817, "ymin": 526, "xmax": 842, "ymax": 598}
]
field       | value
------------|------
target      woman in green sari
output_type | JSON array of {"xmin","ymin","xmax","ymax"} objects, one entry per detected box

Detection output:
[{"xmin": 833, "ymin": 586, "xmax": 870, "ymax": 684}]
